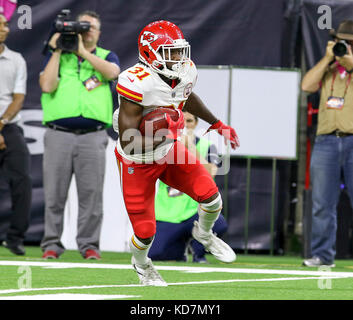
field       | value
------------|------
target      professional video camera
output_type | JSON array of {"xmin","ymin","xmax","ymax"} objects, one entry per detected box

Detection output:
[
  {"xmin": 42, "ymin": 9, "xmax": 90, "ymax": 54},
  {"xmin": 53, "ymin": 9, "xmax": 90, "ymax": 52}
]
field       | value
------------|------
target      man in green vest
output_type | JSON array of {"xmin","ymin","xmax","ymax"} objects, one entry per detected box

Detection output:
[
  {"xmin": 39, "ymin": 11, "xmax": 120, "ymax": 260},
  {"xmin": 149, "ymin": 112, "xmax": 228, "ymax": 263}
]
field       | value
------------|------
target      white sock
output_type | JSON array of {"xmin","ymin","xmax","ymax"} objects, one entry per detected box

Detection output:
[
  {"xmin": 198, "ymin": 194, "xmax": 223, "ymax": 234},
  {"xmin": 129, "ymin": 234, "xmax": 153, "ymax": 266}
]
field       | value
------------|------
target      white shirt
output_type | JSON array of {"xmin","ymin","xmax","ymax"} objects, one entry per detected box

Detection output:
[
  {"xmin": 0, "ymin": 45, "xmax": 27, "ymax": 123},
  {"xmin": 114, "ymin": 61, "xmax": 197, "ymax": 162}
]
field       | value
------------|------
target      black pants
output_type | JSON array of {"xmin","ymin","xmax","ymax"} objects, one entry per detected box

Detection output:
[{"xmin": 0, "ymin": 124, "xmax": 31, "ymax": 245}]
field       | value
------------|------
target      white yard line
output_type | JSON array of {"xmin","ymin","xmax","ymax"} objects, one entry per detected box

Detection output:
[
  {"xmin": 0, "ymin": 259, "xmax": 352, "ymax": 297},
  {"xmin": 0, "ymin": 260, "xmax": 353, "ymax": 277},
  {"xmin": 0, "ymin": 284, "xmax": 145, "ymax": 295},
  {"xmin": 167, "ymin": 275, "xmax": 349, "ymax": 285},
  {"xmin": 0, "ymin": 275, "xmax": 345, "ymax": 296}
]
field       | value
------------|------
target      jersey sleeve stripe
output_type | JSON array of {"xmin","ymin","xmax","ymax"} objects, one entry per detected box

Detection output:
[{"xmin": 116, "ymin": 83, "xmax": 143, "ymax": 102}]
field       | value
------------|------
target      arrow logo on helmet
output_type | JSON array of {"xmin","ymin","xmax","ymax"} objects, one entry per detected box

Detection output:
[{"xmin": 140, "ymin": 31, "xmax": 158, "ymax": 47}]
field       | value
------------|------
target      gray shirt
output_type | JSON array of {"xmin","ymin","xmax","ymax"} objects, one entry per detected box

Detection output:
[{"xmin": 0, "ymin": 45, "xmax": 27, "ymax": 123}]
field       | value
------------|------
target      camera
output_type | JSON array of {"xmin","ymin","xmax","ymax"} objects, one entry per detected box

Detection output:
[
  {"xmin": 54, "ymin": 9, "xmax": 90, "ymax": 52},
  {"xmin": 333, "ymin": 40, "xmax": 348, "ymax": 57}
]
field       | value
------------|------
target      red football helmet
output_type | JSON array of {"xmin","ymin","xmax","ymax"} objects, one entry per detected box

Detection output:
[{"xmin": 138, "ymin": 20, "xmax": 191, "ymax": 79}]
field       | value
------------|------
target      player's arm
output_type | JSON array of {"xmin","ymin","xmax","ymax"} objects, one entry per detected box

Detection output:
[
  {"xmin": 183, "ymin": 92, "xmax": 240, "ymax": 149},
  {"xmin": 183, "ymin": 92, "xmax": 218, "ymax": 124},
  {"xmin": 118, "ymin": 97, "xmax": 165, "ymax": 154}
]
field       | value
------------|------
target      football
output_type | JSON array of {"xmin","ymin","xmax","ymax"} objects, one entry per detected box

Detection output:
[{"xmin": 139, "ymin": 107, "xmax": 180, "ymax": 136}]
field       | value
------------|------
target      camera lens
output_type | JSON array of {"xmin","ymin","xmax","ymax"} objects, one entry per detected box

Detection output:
[{"xmin": 333, "ymin": 42, "xmax": 348, "ymax": 57}]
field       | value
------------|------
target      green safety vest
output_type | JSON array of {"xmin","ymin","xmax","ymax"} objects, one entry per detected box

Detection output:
[
  {"xmin": 155, "ymin": 137, "xmax": 213, "ymax": 223},
  {"xmin": 41, "ymin": 47, "xmax": 113, "ymax": 126}
]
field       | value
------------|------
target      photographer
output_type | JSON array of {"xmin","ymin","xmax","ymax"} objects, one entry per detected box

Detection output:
[
  {"xmin": 302, "ymin": 20, "xmax": 353, "ymax": 267},
  {"xmin": 39, "ymin": 10, "xmax": 120, "ymax": 260}
]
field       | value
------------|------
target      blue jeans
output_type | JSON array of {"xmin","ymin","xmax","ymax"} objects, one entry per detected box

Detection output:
[
  {"xmin": 148, "ymin": 213, "xmax": 228, "ymax": 261},
  {"xmin": 310, "ymin": 134, "xmax": 353, "ymax": 263}
]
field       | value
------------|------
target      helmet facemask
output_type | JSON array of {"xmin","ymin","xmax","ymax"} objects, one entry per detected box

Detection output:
[
  {"xmin": 157, "ymin": 39, "xmax": 191, "ymax": 79},
  {"xmin": 140, "ymin": 39, "xmax": 191, "ymax": 79}
]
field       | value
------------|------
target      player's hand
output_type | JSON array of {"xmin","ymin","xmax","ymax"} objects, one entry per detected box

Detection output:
[
  {"xmin": 0, "ymin": 134, "xmax": 7, "ymax": 150},
  {"xmin": 205, "ymin": 120, "xmax": 240, "ymax": 150},
  {"xmin": 165, "ymin": 109, "xmax": 185, "ymax": 140}
]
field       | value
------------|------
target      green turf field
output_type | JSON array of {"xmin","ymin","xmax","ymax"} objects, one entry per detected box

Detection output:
[{"xmin": 1, "ymin": 246, "xmax": 353, "ymax": 300}]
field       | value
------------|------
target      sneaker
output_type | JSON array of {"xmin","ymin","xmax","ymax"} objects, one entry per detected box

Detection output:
[
  {"xmin": 302, "ymin": 256, "xmax": 335, "ymax": 267},
  {"xmin": 131, "ymin": 257, "xmax": 168, "ymax": 287},
  {"xmin": 2, "ymin": 241, "xmax": 25, "ymax": 256},
  {"xmin": 42, "ymin": 250, "xmax": 58, "ymax": 259},
  {"xmin": 84, "ymin": 249, "xmax": 101, "ymax": 260},
  {"xmin": 192, "ymin": 221, "xmax": 236, "ymax": 263}
]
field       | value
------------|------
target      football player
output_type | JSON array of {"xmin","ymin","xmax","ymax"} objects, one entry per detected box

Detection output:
[{"xmin": 113, "ymin": 20, "xmax": 240, "ymax": 286}]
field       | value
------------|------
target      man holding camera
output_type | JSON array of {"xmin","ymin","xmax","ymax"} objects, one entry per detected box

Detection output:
[
  {"xmin": 0, "ymin": 13, "xmax": 31, "ymax": 256},
  {"xmin": 302, "ymin": 20, "xmax": 353, "ymax": 267},
  {"xmin": 39, "ymin": 11, "xmax": 120, "ymax": 260}
]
